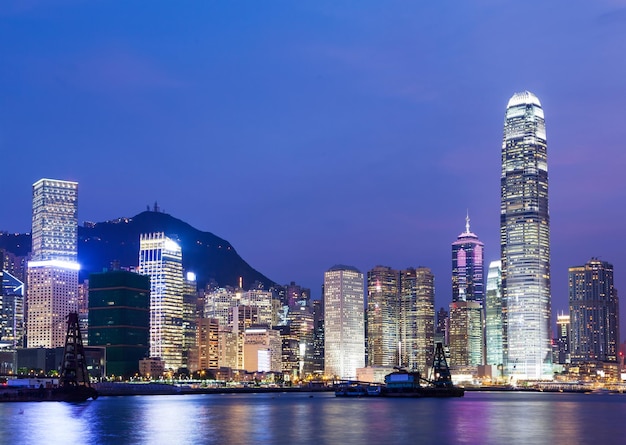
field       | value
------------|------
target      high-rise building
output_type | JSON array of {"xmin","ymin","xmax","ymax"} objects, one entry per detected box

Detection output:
[
  {"xmin": 399, "ymin": 267, "xmax": 435, "ymax": 374},
  {"xmin": 195, "ymin": 317, "xmax": 219, "ymax": 371},
  {"xmin": 449, "ymin": 301, "xmax": 483, "ymax": 368},
  {"xmin": 435, "ymin": 307, "xmax": 449, "ymax": 347},
  {"xmin": 452, "ymin": 214, "xmax": 484, "ymax": 304},
  {"xmin": 500, "ymin": 91, "xmax": 552, "ymax": 379},
  {"xmin": 88, "ymin": 270, "xmax": 150, "ymax": 378},
  {"xmin": 367, "ymin": 265, "xmax": 399, "ymax": 367},
  {"xmin": 27, "ymin": 179, "xmax": 79, "ymax": 348},
  {"xmin": 554, "ymin": 313, "xmax": 570, "ymax": 365},
  {"xmin": 449, "ymin": 215, "xmax": 485, "ymax": 369},
  {"xmin": 1, "ymin": 270, "xmax": 25, "ymax": 349},
  {"xmin": 324, "ymin": 265, "xmax": 364, "ymax": 379},
  {"xmin": 485, "ymin": 260, "xmax": 503, "ymax": 366},
  {"xmin": 138, "ymin": 232, "xmax": 184, "ymax": 370},
  {"xmin": 569, "ymin": 258, "xmax": 619, "ymax": 363}
]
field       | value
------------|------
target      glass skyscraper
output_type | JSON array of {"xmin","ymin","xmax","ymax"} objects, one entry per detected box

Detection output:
[
  {"xmin": 323, "ymin": 265, "xmax": 364, "ymax": 379},
  {"xmin": 27, "ymin": 179, "xmax": 79, "ymax": 348},
  {"xmin": 500, "ymin": 91, "xmax": 552, "ymax": 379},
  {"xmin": 367, "ymin": 265, "xmax": 399, "ymax": 367},
  {"xmin": 568, "ymin": 258, "xmax": 619, "ymax": 363},
  {"xmin": 451, "ymin": 214, "xmax": 484, "ymax": 304},
  {"xmin": 139, "ymin": 232, "xmax": 184, "ymax": 370},
  {"xmin": 399, "ymin": 267, "xmax": 434, "ymax": 374},
  {"xmin": 485, "ymin": 260, "xmax": 503, "ymax": 367}
]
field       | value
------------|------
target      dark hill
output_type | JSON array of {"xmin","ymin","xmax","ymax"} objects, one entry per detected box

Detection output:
[
  {"xmin": 1, "ymin": 212, "xmax": 275, "ymax": 290},
  {"xmin": 79, "ymin": 211, "xmax": 275, "ymax": 289}
]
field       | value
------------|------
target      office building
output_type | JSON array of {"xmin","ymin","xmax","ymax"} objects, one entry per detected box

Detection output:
[
  {"xmin": 139, "ymin": 233, "xmax": 184, "ymax": 370},
  {"xmin": 555, "ymin": 313, "xmax": 570, "ymax": 365},
  {"xmin": 399, "ymin": 267, "xmax": 435, "ymax": 374},
  {"xmin": 451, "ymin": 214, "xmax": 484, "ymax": 304},
  {"xmin": 367, "ymin": 265, "xmax": 399, "ymax": 367},
  {"xmin": 569, "ymin": 258, "xmax": 619, "ymax": 363},
  {"xmin": 449, "ymin": 300, "xmax": 483, "ymax": 367},
  {"xmin": 26, "ymin": 179, "xmax": 79, "ymax": 348},
  {"xmin": 1, "ymin": 270, "xmax": 25, "ymax": 349},
  {"xmin": 88, "ymin": 270, "xmax": 150, "ymax": 378},
  {"xmin": 485, "ymin": 260, "xmax": 503, "ymax": 366},
  {"xmin": 500, "ymin": 92, "xmax": 552, "ymax": 379},
  {"xmin": 324, "ymin": 265, "xmax": 364, "ymax": 379}
]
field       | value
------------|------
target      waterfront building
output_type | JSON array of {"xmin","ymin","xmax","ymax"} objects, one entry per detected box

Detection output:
[
  {"xmin": 1, "ymin": 270, "xmax": 25, "ymax": 349},
  {"xmin": 554, "ymin": 313, "xmax": 570, "ymax": 365},
  {"xmin": 195, "ymin": 317, "xmax": 219, "ymax": 371},
  {"xmin": 500, "ymin": 91, "xmax": 552, "ymax": 379},
  {"xmin": 217, "ymin": 327, "xmax": 238, "ymax": 370},
  {"xmin": 324, "ymin": 265, "xmax": 364, "ymax": 380},
  {"xmin": 138, "ymin": 233, "xmax": 184, "ymax": 370},
  {"xmin": 485, "ymin": 260, "xmax": 503, "ymax": 366},
  {"xmin": 367, "ymin": 265, "xmax": 400, "ymax": 367},
  {"xmin": 569, "ymin": 258, "xmax": 619, "ymax": 363},
  {"xmin": 312, "ymin": 298, "xmax": 324, "ymax": 373},
  {"xmin": 287, "ymin": 303, "xmax": 315, "ymax": 377},
  {"xmin": 449, "ymin": 301, "xmax": 483, "ymax": 368},
  {"xmin": 182, "ymin": 272, "xmax": 199, "ymax": 368},
  {"xmin": 449, "ymin": 215, "xmax": 485, "ymax": 369},
  {"xmin": 88, "ymin": 270, "xmax": 150, "ymax": 378},
  {"xmin": 26, "ymin": 178, "xmax": 79, "ymax": 348},
  {"xmin": 243, "ymin": 327, "xmax": 282, "ymax": 372},
  {"xmin": 399, "ymin": 267, "xmax": 435, "ymax": 374}
]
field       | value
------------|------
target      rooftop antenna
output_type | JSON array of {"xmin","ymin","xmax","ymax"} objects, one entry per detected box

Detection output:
[{"xmin": 465, "ymin": 209, "xmax": 470, "ymax": 234}]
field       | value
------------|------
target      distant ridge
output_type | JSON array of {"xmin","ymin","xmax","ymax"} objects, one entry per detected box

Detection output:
[{"xmin": 1, "ymin": 211, "xmax": 276, "ymax": 290}]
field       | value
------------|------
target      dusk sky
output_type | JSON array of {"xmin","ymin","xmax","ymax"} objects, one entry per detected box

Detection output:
[{"xmin": 2, "ymin": 1, "xmax": 626, "ymax": 335}]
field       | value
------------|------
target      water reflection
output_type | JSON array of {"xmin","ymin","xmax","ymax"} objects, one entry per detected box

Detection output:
[{"xmin": 1, "ymin": 391, "xmax": 625, "ymax": 444}]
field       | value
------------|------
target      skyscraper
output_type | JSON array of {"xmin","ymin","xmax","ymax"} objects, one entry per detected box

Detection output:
[
  {"xmin": 26, "ymin": 179, "xmax": 79, "ymax": 348},
  {"xmin": 451, "ymin": 214, "xmax": 484, "ymax": 304},
  {"xmin": 324, "ymin": 265, "xmax": 364, "ymax": 379},
  {"xmin": 139, "ymin": 232, "xmax": 184, "ymax": 370},
  {"xmin": 449, "ymin": 215, "xmax": 484, "ymax": 368},
  {"xmin": 501, "ymin": 91, "xmax": 552, "ymax": 379},
  {"xmin": 485, "ymin": 260, "xmax": 503, "ymax": 367},
  {"xmin": 569, "ymin": 258, "xmax": 619, "ymax": 363},
  {"xmin": 367, "ymin": 265, "xmax": 399, "ymax": 367},
  {"xmin": 399, "ymin": 267, "xmax": 435, "ymax": 374}
]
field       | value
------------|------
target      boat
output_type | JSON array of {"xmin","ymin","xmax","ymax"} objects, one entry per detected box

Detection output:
[{"xmin": 0, "ymin": 313, "xmax": 98, "ymax": 403}]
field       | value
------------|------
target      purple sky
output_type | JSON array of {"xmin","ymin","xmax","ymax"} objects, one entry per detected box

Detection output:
[{"xmin": 2, "ymin": 1, "xmax": 626, "ymax": 337}]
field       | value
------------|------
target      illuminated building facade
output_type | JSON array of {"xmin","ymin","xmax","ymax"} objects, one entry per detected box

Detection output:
[
  {"xmin": 452, "ymin": 214, "xmax": 484, "ymax": 304},
  {"xmin": 367, "ymin": 265, "xmax": 399, "ymax": 367},
  {"xmin": 139, "ymin": 232, "xmax": 184, "ymax": 370},
  {"xmin": 501, "ymin": 91, "xmax": 552, "ymax": 379},
  {"xmin": 243, "ymin": 327, "xmax": 282, "ymax": 372},
  {"xmin": 399, "ymin": 267, "xmax": 435, "ymax": 374},
  {"xmin": 324, "ymin": 265, "xmax": 364, "ymax": 379},
  {"xmin": 27, "ymin": 178, "xmax": 79, "ymax": 348},
  {"xmin": 485, "ymin": 260, "xmax": 503, "ymax": 366},
  {"xmin": 1, "ymin": 270, "xmax": 25, "ymax": 349},
  {"xmin": 196, "ymin": 317, "xmax": 219, "ymax": 370},
  {"xmin": 569, "ymin": 259, "xmax": 619, "ymax": 363},
  {"xmin": 555, "ymin": 313, "xmax": 570, "ymax": 365},
  {"xmin": 449, "ymin": 300, "xmax": 483, "ymax": 367}
]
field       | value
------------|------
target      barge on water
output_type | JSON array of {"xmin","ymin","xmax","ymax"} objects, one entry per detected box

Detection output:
[{"xmin": 336, "ymin": 342, "xmax": 464, "ymax": 398}]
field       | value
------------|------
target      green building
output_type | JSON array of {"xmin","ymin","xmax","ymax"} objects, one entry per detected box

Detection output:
[{"xmin": 88, "ymin": 270, "xmax": 150, "ymax": 379}]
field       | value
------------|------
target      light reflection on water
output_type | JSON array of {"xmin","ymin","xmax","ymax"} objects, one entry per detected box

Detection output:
[{"xmin": 1, "ymin": 391, "xmax": 625, "ymax": 444}]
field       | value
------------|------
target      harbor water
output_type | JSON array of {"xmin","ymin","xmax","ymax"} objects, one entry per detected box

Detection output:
[{"xmin": 1, "ymin": 391, "xmax": 625, "ymax": 445}]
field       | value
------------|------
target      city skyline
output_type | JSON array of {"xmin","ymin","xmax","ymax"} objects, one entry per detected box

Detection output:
[{"xmin": 2, "ymin": 1, "xmax": 626, "ymax": 336}]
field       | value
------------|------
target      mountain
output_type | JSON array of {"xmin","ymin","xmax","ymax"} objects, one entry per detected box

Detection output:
[{"xmin": 1, "ymin": 211, "xmax": 276, "ymax": 290}]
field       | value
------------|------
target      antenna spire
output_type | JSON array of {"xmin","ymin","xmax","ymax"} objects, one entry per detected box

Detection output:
[{"xmin": 465, "ymin": 210, "xmax": 470, "ymax": 234}]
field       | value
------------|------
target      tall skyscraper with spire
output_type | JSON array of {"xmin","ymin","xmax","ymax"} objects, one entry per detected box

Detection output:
[
  {"xmin": 451, "ymin": 213, "xmax": 484, "ymax": 304},
  {"xmin": 501, "ymin": 91, "xmax": 552, "ymax": 379},
  {"xmin": 26, "ymin": 179, "xmax": 79, "ymax": 348},
  {"xmin": 449, "ymin": 214, "xmax": 484, "ymax": 368}
]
